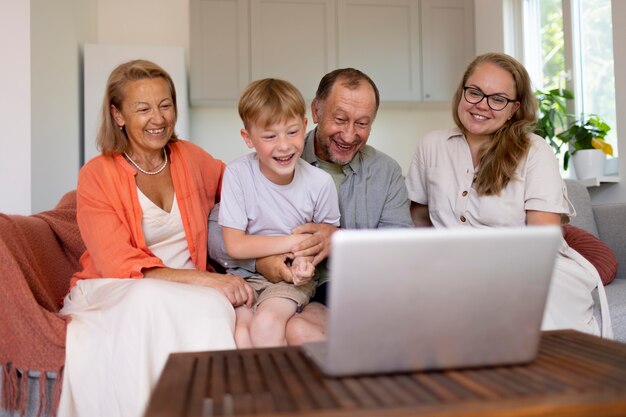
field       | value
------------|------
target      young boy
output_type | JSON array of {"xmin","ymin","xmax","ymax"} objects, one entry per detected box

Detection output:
[{"xmin": 219, "ymin": 78, "xmax": 340, "ymax": 348}]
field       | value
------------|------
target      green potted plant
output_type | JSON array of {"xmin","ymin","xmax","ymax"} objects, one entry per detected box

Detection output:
[{"xmin": 534, "ymin": 88, "xmax": 612, "ymax": 173}]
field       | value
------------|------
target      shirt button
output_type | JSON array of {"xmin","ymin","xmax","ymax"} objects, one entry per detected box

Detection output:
[
  {"xmin": 460, "ymin": 216, "xmax": 467, "ymax": 222},
  {"xmin": 462, "ymin": 190, "xmax": 468, "ymax": 197}
]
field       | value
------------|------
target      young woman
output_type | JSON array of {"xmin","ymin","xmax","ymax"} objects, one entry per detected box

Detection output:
[{"xmin": 405, "ymin": 52, "xmax": 612, "ymax": 338}]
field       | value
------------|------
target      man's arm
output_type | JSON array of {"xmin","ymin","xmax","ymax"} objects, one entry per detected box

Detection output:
[
  {"xmin": 378, "ymin": 163, "xmax": 414, "ymax": 229},
  {"xmin": 208, "ymin": 204, "xmax": 256, "ymax": 271}
]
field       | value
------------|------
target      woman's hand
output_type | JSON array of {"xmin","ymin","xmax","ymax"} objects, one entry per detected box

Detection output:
[
  {"xmin": 143, "ymin": 267, "xmax": 255, "ymax": 307},
  {"xmin": 291, "ymin": 223, "xmax": 338, "ymax": 265},
  {"xmin": 205, "ymin": 273, "xmax": 255, "ymax": 308}
]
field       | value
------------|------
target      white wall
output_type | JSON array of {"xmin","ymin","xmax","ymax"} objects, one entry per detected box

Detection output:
[
  {"xmin": 96, "ymin": 0, "xmax": 189, "ymax": 51},
  {"xmin": 474, "ymin": 0, "xmax": 505, "ymax": 55},
  {"xmin": 0, "ymin": 1, "xmax": 31, "ymax": 214},
  {"xmin": 30, "ymin": 0, "xmax": 97, "ymax": 213}
]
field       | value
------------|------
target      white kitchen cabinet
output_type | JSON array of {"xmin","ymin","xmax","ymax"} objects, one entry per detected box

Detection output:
[
  {"xmin": 250, "ymin": 0, "xmax": 336, "ymax": 100},
  {"xmin": 189, "ymin": 0, "xmax": 474, "ymax": 104},
  {"xmin": 190, "ymin": 0, "xmax": 250, "ymax": 105},
  {"xmin": 420, "ymin": 0, "xmax": 475, "ymax": 102},
  {"xmin": 337, "ymin": 0, "xmax": 421, "ymax": 101}
]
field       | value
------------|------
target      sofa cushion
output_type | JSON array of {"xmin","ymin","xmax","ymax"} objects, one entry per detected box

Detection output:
[
  {"xmin": 563, "ymin": 224, "xmax": 617, "ymax": 285},
  {"xmin": 564, "ymin": 179, "xmax": 599, "ymax": 237}
]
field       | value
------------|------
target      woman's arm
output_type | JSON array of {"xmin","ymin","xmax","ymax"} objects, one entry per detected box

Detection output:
[
  {"xmin": 410, "ymin": 202, "xmax": 433, "ymax": 227},
  {"xmin": 143, "ymin": 266, "xmax": 255, "ymax": 307},
  {"xmin": 526, "ymin": 210, "xmax": 561, "ymax": 226},
  {"xmin": 222, "ymin": 226, "xmax": 310, "ymax": 260}
]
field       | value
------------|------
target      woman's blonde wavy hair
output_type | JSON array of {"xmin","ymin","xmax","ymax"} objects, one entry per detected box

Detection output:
[
  {"xmin": 96, "ymin": 59, "xmax": 178, "ymax": 155},
  {"xmin": 452, "ymin": 53, "xmax": 537, "ymax": 196}
]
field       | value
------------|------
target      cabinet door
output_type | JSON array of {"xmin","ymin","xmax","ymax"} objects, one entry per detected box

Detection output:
[
  {"xmin": 337, "ymin": 0, "xmax": 421, "ymax": 102},
  {"xmin": 250, "ymin": 0, "xmax": 336, "ymax": 100},
  {"xmin": 190, "ymin": 0, "xmax": 249, "ymax": 104},
  {"xmin": 421, "ymin": 0, "xmax": 474, "ymax": 102}
]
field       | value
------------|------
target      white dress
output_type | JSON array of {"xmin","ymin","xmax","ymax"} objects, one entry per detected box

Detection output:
[
  {"xmin": 405, "ymin": 129, "xmax": 612, "ymax": 338},
  {"xmin": 59, "ymin": 191, "xmax": 236, "ymax": 417}
]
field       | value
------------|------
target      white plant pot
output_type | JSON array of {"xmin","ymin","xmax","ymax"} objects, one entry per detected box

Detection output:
[{"xmin": 572, "ymin": 149, "xmax": 606, "ymax": 180}]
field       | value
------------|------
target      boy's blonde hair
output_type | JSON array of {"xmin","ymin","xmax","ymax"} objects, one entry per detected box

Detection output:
[{"xmin": 238, "ymin": 79, "xmax": 306, "ymax": 129}]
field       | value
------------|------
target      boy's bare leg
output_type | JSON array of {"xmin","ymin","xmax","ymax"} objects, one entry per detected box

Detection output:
[
  {"xmin": 285, "ymin": 302, "xmax": 327, "ymax": 345},
  {"xmin": 234, "ymin": 306, "xmax": 254, "ymax": 348},
  {"xmin": 250, "ymin": 297, "xmax": 297, "ymax": 347}
]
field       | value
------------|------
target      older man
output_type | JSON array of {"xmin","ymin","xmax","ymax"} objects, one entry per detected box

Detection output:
[{"xmin": 210, "ymin": 68, "xmax": 413, "ymax": 344}]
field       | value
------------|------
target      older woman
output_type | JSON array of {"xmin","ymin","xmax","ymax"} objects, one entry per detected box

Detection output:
[
  {"xmin": 405, "ymin": 52, "xmax": 612, "ymax": 338},
  {"xmin": 59, "ymin": 60, "xmax": 254, "ymax": 417}
]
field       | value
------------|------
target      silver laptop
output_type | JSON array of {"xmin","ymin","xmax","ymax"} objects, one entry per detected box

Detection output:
[{"xmin": 301, "ymin": 226, "xmax": 561, "ymax": 377}]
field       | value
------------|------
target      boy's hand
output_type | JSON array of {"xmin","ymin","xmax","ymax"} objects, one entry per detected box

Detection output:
[{"xmin": 291, "ymin": 256, "xmax": 315, "ymax": 286}]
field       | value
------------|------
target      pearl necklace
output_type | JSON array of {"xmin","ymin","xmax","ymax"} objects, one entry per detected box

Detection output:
[{"xmin": 124, "ymin": 148, "xmax": 168, "ymax": 175}]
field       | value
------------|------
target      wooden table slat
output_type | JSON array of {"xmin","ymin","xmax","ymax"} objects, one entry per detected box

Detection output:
[
  {"xmin": 411, "ymin": 373, "xmax": 462, "ymax": 402},
  {"xmin": 144, "ymin": 354, "xmax": 196, "ymax": 417},
  {"xmin": 376, "ymin": 375, "xmax": 425, "ymax": 406},
  {"xmin": 444, "ymin": 371, "xmax": 502, "ymax": 400},
  {"xmin": 268, "ymin": 350, "xmax": 316, "ymax": 411},
  {"xmin": 283, "ymin": 348, "xmax": 339, "ymax": 410},
  {"xmin": 185, "ymin": 355, "xmax": 209, "ymax": 417},
  {"xmin": 256, "ymin": 351, "xmax": 295, "ymax": 412},
  {"xmin": 241, "ymin": 351, "xmax": 274, "ymax": 413},
  {"xmin": 390, "ymin": 374, "xmax": 442, "ymax": 404},
  {"xmin": 341, "ymin": 378, "xmax": 382, "ymax": 408}
]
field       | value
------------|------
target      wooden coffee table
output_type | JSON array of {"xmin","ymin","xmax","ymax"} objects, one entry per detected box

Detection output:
[{"xmin": 144, "ymin": 330, "xmax": 626, "ymax": 417}]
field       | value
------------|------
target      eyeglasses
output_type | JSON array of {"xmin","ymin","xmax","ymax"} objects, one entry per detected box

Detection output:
[{"xmin": 463, "ymin": 86, "xmax": 517, "ymax": 111}]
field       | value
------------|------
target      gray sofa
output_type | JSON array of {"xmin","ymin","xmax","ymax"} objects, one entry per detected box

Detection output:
[
  {"xmin": 1, "ymin": 181, "xmax": 625, "ymax": 417},
  {"xmin": 565, "ymin": 179, "xmax": 626, "ymax": 342}
]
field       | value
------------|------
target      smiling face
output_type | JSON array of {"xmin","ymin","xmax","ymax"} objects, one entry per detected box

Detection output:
[
  {"xmin": 457, "ymin": 62, "xmax": 520, "ymax": 144},
  {"xmin": 111, "ymin": 77, "xmax": 176, "ymax": 157},
  {"xmin": 242, "ymin": 116, "xmax": 308, "ymax": 185},
  {"xmin": 312, "ymin": 80, "xmax": 376, "ymax": 165}
]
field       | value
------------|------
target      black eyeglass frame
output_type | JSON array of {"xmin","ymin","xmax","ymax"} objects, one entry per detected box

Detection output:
[{"xmin": 462, "ymin": 86, "xmax": 518, "ymax": 111}]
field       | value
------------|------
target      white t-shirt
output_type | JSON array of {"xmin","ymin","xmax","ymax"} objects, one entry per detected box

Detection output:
[{"xmin": 219, "ymin": 153, "xmax": 340, "ymax": 236}]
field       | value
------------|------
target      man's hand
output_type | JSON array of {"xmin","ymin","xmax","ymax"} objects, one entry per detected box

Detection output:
[
  {"xmin": 256, "ymin": 253, "xmax": 294, "ymax": 283},
  {"xmin": 291, "ymin": 223, "xmax": 338, "ymax": 265}
]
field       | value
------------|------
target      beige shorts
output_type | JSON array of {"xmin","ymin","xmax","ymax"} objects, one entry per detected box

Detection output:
[{"xmin": 246, "ymin": 274, "xmax": 316, "ymax": 309}]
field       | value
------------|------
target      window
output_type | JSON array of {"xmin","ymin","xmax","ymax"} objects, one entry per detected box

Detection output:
[{"xmin": 523, "ymin": 0, "xmax": 617, "ymax": 156}]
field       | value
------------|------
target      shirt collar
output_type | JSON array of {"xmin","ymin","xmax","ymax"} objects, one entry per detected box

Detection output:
[{"xmin": 446, "ymin": 127, "xmax": 465, "ymax": 140}]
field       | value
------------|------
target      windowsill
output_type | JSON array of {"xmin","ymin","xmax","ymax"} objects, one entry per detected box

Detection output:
[{"xmin": 578, "ymin": 176, "xmax": 620, "ymax": 188}]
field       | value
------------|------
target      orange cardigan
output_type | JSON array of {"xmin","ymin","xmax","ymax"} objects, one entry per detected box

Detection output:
[{"xmin": 71, "ymin": 140, "xmax": 225, "ymax": 287}]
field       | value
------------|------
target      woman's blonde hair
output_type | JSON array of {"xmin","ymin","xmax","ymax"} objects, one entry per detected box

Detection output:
[
  {"xmin": 97, "ymin": 59, "xmax": 178, "ymax": 155},
  {"xmin": 238, "ymin": 78, "xmax": 305, "ymax": 129},
  {"xmin": 452, "ymin": 53, "xmax": 537, "ymax": 195}
]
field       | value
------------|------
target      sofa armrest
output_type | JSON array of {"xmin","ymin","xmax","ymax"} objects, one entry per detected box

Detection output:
[{"xmin": 594, "ymin": 203, "xmax": 626, "ymax": 280}]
